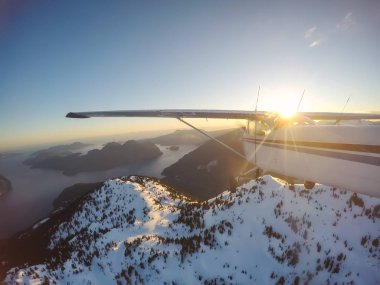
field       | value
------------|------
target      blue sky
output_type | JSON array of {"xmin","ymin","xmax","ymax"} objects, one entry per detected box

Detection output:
[{"xmin": 1, "ymin": 0, "xmax": 380, "ymax": 151}]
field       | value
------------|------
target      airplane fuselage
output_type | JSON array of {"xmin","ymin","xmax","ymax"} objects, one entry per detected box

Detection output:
[{"xmin": 242, "ymin": 122, "xmax": 380, "ymax": 197}]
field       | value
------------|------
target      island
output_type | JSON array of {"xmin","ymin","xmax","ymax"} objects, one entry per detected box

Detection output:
[
  {"xmin": 0, "ymin": 174, "xmax": 12, "ymax": 198},
  {"xmin": 24, "ymin": 142, "xmax": 91, "ymax": 166},
  {"xmin": 24, "ymin": 140, "xmax": 162, "ymax": 176}
]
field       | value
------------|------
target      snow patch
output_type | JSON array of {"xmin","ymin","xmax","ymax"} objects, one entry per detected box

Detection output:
[{"xmin": 4, "ymin": 175, "xmax": 380, "ymax": 285}]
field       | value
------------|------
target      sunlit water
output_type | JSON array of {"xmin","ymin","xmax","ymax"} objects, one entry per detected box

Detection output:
[{"xmin": 0, "ymin": 145, "xmax": 196, "ymax": 238}]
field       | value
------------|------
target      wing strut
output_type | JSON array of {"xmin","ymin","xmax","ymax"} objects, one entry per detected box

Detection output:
[{"xmin": 176, "ymin": 117, "xmax": 247, "ymax": 160}]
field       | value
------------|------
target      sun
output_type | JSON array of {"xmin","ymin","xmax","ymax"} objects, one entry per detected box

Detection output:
[
  {"xmin": 275, "ymin": 97, "xmax": 297, "ymax": 118},
  {"xmin": 279, "ymin": 108, "xmax": 296, "ymax": 118},
  {"xmin": 264, "ymin": 86, "xmax": 302, "ymax": 118}
]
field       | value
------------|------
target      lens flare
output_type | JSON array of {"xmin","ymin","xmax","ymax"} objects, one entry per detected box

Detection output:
[{"xmin": 279, "ymin": 109, "xmax": 296, "ymax": 118}]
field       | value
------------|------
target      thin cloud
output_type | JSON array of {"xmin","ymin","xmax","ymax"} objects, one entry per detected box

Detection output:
[
  {"xmin": 304, "ymin": 12, "xmax": 355, "ymax": 48},
  {"xmin": 336, "ymin": 12, "xmax": 355, "ymax": 31},
  {"xmin": 309, "ymin": 41, "xmax": 321, "ymax": 48},
  {"xmin": 304, "ymin": 26, "xmax": 317, "ymax": 39},
  {"xmin": 304, "ymin": 26, "xmax": 324, "ymax": 48}
]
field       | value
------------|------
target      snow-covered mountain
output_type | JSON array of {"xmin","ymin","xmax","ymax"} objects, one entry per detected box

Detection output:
[{"xmin": 4, "ymin": 175, "xmax": 379, "ymax": 285}]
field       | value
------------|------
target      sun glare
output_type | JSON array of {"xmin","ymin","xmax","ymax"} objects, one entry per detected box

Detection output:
[
  {"xmin": 263, "ymin": 86, "xmax": 303, "ymax": 118},
  {"xmin": 279, "ymin": 108, "xmax": 296, "ymax": 118}
]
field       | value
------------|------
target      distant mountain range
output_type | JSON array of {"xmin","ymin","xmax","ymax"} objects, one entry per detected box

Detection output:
[
  {"xmin": 23, "ymin": 142, "xmax": 92, "ymax": 173},
  {"xmin": 1, "ymin": 175, "xmax": 379, "ymax": 284},
  {"xmin": 22, "ymin": 129, "xmax": 234, "ymax": 176},
  {"xmin": 24, "ymin": 142, "xmax": 91, "ymax": 165},
  {"xmin": 46, "ymin": 129, "xmax": 249, "ymax": 203},
  {"xmin": 24, "ymin": 141, "xmax": 162, "ymax": 176},
  {"xmin": 144, "ymin": 129, "xmax": 231, "ymax": 146},
  {"xmin": 31, "ymin": 129, "xmax": 245, "ymax": 215},
  {"xmin": 0, "ymin": 153, "xmax": 19, "ymax": 160}
]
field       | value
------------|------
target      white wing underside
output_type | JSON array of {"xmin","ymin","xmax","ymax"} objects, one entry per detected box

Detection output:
[{"xmin": 66, "ymin": 109, "xmax": 380, "ymax": 121}]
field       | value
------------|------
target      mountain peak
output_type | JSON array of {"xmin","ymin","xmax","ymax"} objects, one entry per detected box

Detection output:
[{"xmin": 4, "ymin": 176, "xmax": 379, "ymax": 284}]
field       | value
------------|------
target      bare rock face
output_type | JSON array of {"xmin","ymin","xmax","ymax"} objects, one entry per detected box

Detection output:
[{"xmin": 0, "ymin": 174, "xmax": 11, "ymax": 198}]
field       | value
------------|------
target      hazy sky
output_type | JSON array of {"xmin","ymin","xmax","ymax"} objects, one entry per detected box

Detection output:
[{"xmin": 1, "ymin": 0, "xmax": 380, "ymax": 151}]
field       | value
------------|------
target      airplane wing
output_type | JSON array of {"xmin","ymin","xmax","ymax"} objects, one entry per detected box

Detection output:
[
  {"xmin": 66, "ymin": 109, "xmax": 380, "ymax": 121},
  {"xmin": 66, "ymin": 109, "xmax": 268, "ymax": 120}
]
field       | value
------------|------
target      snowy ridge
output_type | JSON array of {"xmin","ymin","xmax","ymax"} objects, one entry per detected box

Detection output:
[{"xmin": 5, "ymin": 175, "xmax": 379, "ymax": 285}]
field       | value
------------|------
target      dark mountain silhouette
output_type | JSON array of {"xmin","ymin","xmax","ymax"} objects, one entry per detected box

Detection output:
[
  {"xmin": 23, "ymin": 129, "xmax": 235, "ymax": 177},
  {"xmin": 0, "ymin": 174, "xmax": 12, "ymax": 198},
  {"xmin": 24, "ymin": 141, "xmax": 162, "ymax": 176},
  {"xmin": 24, "ymin": 142, "xmax": 91, "ymax": 166},
  {"xmin": 53, "ymin": 182, "xmax": 104, "ymax": 209},
  {"xmin": 143, "ymin": 129, "xmax": 231, "ymax": 146},
  {"xmin": 161, "ymin": 129, "xmax": 253, "ymax": 200}
]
